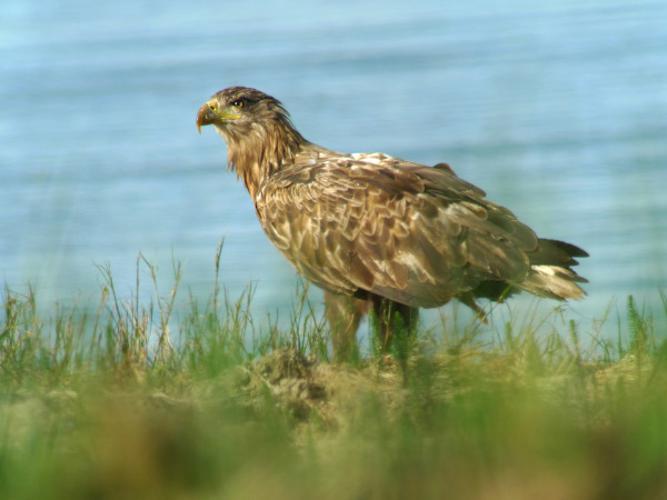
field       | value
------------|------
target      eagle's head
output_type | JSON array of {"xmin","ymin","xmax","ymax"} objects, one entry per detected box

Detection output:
[
  {"xmin": 196, "ymin": 86, "xmax": 306, "ymax": 196},
  {"xmin": 196, "ymin": 86, "xmax": 292, "ymax": 140}
]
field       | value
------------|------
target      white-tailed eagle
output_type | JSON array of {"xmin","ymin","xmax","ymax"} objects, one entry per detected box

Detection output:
[{"xmin": 197, "ymin": 86, "xmax": 588, "ymax": 357}]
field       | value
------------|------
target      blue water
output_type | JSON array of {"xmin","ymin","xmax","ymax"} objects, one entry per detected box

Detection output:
[{"xmin": 2, "ymin": 0, "xmax": 666, "ymax": 334}]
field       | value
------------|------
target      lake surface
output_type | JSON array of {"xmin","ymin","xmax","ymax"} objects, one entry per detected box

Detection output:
[{"xmin": 2, "ymin": 0, "xmax": 666, "ymax": 336}]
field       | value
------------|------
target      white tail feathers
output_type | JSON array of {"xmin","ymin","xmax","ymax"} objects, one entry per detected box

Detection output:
[{"xmin": 519, "ymin": 265, "xmax": 586, "ymax": 300}]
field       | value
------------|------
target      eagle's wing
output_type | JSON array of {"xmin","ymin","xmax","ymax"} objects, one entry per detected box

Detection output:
[{"xmin": 255, "ymin": 153, "xmax": 566, "ymax": 308}]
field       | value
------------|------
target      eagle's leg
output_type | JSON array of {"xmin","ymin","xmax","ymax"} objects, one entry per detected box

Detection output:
[
  {"xmin": 370, "ymin": 296, "xmax": 418, "ymax": 355},
  {"xmin": 324, "ymin": 290, "xmax": 369, "ymax": 362}
]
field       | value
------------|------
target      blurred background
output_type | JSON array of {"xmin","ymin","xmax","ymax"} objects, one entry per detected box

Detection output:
[{"xmin": 1, "ymin": 0, "xmax": 666, "ymax": 335}]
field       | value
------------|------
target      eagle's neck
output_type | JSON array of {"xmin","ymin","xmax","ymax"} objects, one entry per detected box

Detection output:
[{"xmin": 220, "ymin": 117, "xmax": 306, "ymax": 199}]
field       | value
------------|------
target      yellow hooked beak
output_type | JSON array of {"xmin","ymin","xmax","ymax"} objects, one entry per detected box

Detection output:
[{"xmin": 196, "ymin": 99, "xmax": 242, "ymax": 133}]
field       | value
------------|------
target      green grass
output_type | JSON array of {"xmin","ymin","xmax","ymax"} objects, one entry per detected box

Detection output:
[{"xmin": 0, "ymin": 253, "xmax": 666, "ymax": 500}]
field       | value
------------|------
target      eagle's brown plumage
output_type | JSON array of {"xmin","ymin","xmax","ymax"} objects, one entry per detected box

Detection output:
[{"xmin": 197, "ymin": 86, "xmax": 588, "ymax": 355}]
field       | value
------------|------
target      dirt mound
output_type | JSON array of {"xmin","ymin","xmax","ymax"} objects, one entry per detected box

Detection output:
[{"xmin": 242, "ymin": 348, "xmax": 405, "ymax": 426}]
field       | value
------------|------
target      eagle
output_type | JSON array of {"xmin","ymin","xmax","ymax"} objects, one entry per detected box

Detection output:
[{"xmin": 197, "ymin": 86, "xmax": 588, "ymax": 358}]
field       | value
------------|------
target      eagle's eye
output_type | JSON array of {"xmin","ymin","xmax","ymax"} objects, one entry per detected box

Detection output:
[{"xmin": 231, "ymin": 99, "xmax": 245, "ymax": 108}]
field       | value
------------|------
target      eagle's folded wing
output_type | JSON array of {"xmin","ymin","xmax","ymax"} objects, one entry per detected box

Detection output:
[{"xmin": 255, "ymin": 155, "xmax": 556, "ymax": 308}]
